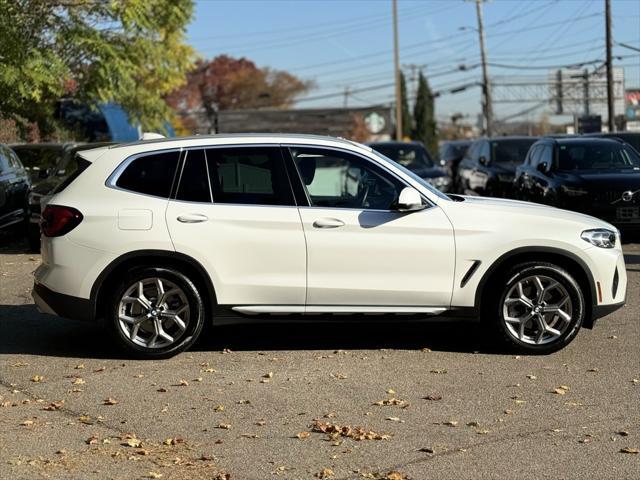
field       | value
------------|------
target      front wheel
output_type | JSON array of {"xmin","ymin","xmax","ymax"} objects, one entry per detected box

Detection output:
[
  {"xmin": 486, "ymin": 262, "xmax": 585, "ymax": 354},
  {"xmin": 108, "ymin": 267, "xmax": 206, "ymax": 359}
]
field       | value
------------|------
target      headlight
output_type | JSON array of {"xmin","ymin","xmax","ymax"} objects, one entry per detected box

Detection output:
[
  {"xmin": 427, "ymin": 176, "xmax": 451, "ymax": 188},
  {"xmin": 562, "ymin": 186, "xmax": 588, "ymax": 196},
  {"xmin": 581, "ymin": 228, "xmax": 616, "ymax": 248}
]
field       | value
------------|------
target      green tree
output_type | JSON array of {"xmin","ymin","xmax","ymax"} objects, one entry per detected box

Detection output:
[
  {"xmin": 413, "ymin": 71, "xmax": 437, "ymax": 155},
  {"xmin": 0, "ymin": 0, "xmax": 195, "ymax": 137},
  {"xmin": 399, "ymin": 71, "xmax": 412, "ymax": 139}
]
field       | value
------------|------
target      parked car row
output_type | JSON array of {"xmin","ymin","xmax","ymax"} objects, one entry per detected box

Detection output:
[
  {"xmin": 368, "ymin": 133, "xmax": 639, "ymax": 234},
  {"xmin": 0, "ymin": 142, "xmax": 114, "ymax": 250}
]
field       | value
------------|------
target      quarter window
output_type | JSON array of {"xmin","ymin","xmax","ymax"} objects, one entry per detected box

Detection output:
[
  {"xmin": 290, "ymin": 147, "xmax": 404, "ymax": 210},
  {"xmin": 116, "ymin": 151, "xmax": 179, "ymax": 198}
]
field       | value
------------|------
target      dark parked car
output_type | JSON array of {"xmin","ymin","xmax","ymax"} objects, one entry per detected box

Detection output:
[
  {"xmin": 0, "ymin": 145, "xmax": 30, "ymax": 235},
  {"xmin": 584, "ymin": 131, "xmax": 640, "ymax": 153},
  {"xmin": 514, "ymin": 136, "xmax": 640, "ymax": 231},
  {"xmin": 11, "ymin": 142, "xmax": 114, "ymax": 250},
  {"xmin": 368, "ymin": 141, "xmax": 452, "ymax": 192},
  {"xmin": 438, "ymin": 140, "xmax": 472, "ymax": 189},
  {"xmin": 456, "ymin": 136, "xmax": 538, "ymax": 197}
]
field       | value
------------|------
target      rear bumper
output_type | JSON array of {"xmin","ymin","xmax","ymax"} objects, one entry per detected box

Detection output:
[{"xmin": 32, "ymin": 282, "xmax": 94, "ymax": 322}]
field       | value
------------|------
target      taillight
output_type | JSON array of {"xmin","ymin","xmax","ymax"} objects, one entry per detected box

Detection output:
[{"xmin": 41, "ymin": 205, "xmax": 83, "ymax": 237}]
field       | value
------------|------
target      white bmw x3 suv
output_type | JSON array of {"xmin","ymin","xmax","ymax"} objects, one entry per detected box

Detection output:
[{"xmin": 32, "ymin": 134, "xmax": 627, "ymax": 358}]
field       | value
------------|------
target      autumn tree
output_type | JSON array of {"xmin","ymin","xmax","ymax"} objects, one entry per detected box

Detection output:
[
  {"xmin": 413, "ymin": 71, "xmax": 438, "ymax": 155},
  {"xmin": 166, "ymin": 55, "xmax": 312, "ymax": 132},
  {"xmin": 0, "ymin": 0, "xmax": 195, "ymax": 137}
]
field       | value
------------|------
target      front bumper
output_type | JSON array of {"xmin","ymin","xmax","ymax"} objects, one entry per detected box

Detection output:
[{"xmin": 32, "ymin": 282, "xmax": 94, "ymax": 322}]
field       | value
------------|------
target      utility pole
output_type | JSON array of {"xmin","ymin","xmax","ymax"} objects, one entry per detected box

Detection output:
[
  {"xmin": 605, "ymin": 0, "xmax": 615, "ymax": 131},
  {"xmin": 475, "ymin": 0, "xmax": 493, "ymax": 137},
  {"xmin": 392, "ymin": 0, "xmax": 402, "ymax": 140},
  {"xmin": 343, "ymin": 86, "xmax": 350, "ymax": 108}
]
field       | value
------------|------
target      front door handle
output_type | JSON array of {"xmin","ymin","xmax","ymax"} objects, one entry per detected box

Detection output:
[
  {"xmin": 177, "ymin": 213, "xmax": 208, "ymax": 223},
  {"xmin": 313, "ymin": 218, "xmax": 345, "ymax": 229}
]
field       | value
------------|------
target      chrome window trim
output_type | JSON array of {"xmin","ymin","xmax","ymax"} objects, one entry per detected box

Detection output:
[{"xmin": 106, "ymin": 147, "xmax": 183, "ymax": 200}]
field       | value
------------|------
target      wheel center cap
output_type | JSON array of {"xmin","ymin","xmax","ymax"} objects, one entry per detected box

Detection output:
[
  {"xmin": 533, "ymin": 306, "xmax": 541, "ymax": 314},
  {"xmin": 151, "ymin": 309, "xmax": 158, "ymax": 316}
]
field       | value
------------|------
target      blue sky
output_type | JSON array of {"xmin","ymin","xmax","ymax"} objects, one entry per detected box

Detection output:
[{"xmin": 187, "ymin": 0, "xmax": 640, "ymax": 124}]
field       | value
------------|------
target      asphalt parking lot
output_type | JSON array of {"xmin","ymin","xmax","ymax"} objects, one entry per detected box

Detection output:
[{"xmin": 1, "ymin": 233, "xmax": 639, "ymax": 480}]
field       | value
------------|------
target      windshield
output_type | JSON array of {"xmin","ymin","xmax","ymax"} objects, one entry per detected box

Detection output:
[
  {"xmin": 440, "ymin": 142, "xmax": 470, "ymax": 160},
  {"xmin": 558, "ymin": 142, "xmax": 640, "ymax": 171},
  {"xmin": 369, "ymin": 149, "xmax": 449, "ymax": 201},
  {"xmin": 491, "ymin": 139, "xmax": 536, "ymax": 165},
  {"xmin": 371, "ymin": 143, "xmax": 434, "ymax": 169}
]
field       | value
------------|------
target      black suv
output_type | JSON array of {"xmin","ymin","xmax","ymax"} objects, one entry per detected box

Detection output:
[
  {"xmin": 584, "ymin": 132, "xmax": 640, "ymax": 153},
  {"xmin": 514, "ymin": 136, "xmax": 640, "ymax": 231},
  {"xmin": 456, "ymin": 136, "xmax": 538, "ymax": 197},
  {"xmin": 368, "ymin": 141, "xmax": 452, "ymax": 192},
  {"xmin": 11, "ymin": 142, "xmax": 114, "ymax": 250},
  {"xmin": 438, "ymin": 139, "xmax": 472, "ymax": 189},
  {"xmin": 0, "ymin": 145, "xmax": 30, "ymax": 235}
]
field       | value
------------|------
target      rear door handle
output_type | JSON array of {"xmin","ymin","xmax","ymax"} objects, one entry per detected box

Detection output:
[
  {"xmin": 313, "ymin": 218, "xmax": 345, "ymax": 229},
  {"xmin": 177, "ymin": 213, "xmax": 208, "ymax": 223}
]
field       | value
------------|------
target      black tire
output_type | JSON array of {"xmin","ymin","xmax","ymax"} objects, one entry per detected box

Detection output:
[
  {"xmin": 107, "ymin": 267, "xmax": 206, "ymax": 359},
  {"xmin": 27, "ymin": 223, "xmax": 41, "ymax": 253},
  {"xmin": 484, "ymin": 262, "xmax": 585, "ymax": 354}
]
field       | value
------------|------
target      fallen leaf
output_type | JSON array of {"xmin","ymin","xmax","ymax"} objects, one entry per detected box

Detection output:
[
  {"xmin": 72, "ymin": 378, "xmax": 86, "ymax": 385},
  {"xmin": 386, "ymin": 472, "xmax": 407, "ymax": 480},
  {"xmin": 419, "ymin": 447, "xmax": 434, "ymax": 454},
  {"xmin": 93, "ymin": 366, "xmax": 106, "ymax": 373},
  {"xmin": 263, "ymin": 372, "xmax": 274, "ymax": 379},
  {"xmin": 146, "ymin": 472, "xmax": 163, "ymax": 479},
  {"xmin": 178, "ymin": 379, "xmax": 189, "ymax": 386},
  {"xmin": 422, "ymin": 394, "xmax": 442, "ymax": 401},
  {"xmin": 86, "ymin": 435, "xmax": 99, "ymax": 445},
  {"xmin": 386, "ymin": 389, "xmax": 396, "ymax": 395},
  {"xmin": 386, "ymin": 417, "xmax": 402, "ymax": 422},
  {"xmin": 20, "ymin": 420, "xmax": 34, "ymax": 426},
  {"xmin": 255, "ymin": 420, "xmax": 266, "ymax": 426},
  {"xmin": 122, "ymin": 437, "xmax": 142, "ymax": 448},
  {"xmin": 617, "ymin": 431, "xmax": 630, "ymax": 437},
  {"xmin": 203, "ymin": 368, "xmax": 216, "ymax": 373},
  {"xmin": 31, "ymin": 375, "xmax": 44, "ymax": 383},
  {"xmin": 163, "ymin": 437, "xmax": 183, "ymax": 445},
  {"xmin": 43, "ymin": 401, "xmax": 64, "ymax": 411},
  {"xmin": 374, "ymin": 398, "xmax": 407, "ymax": 407},
  {"xmin": 311, "ymin": 419, "xmax": 390, "ymax": 441},
  {"xmin": 75, "ymin": 364, "xmax": 85, "ymax": 370},
  {"xmin": 443, "ymin": 420, "xmax": 458, "ymax": 427},
  {"xmin": 476, "ymin": 429, "xmax": 490, "ymax": 435},
  {"xmin": 78, "ymin": 415, "xmax": 94, "ymax": 425},
  {"xmin": 217, "ymin": 423, "xmax": 231, "ymax": 430},
  {"xmin": 620, "ymin": 447, "xmax": 639, "ymax": 454},
  {"xmin": 421, "ymin": 348, "xmax": 431, "ymax": 352},
  {"xmin": 316, "ymin": 468, "xmax": 334, "ymax": 478},
  {"xmin": 214, "ymin": 405, "xmax": 225, "ymax": 412},
  {"xmin": 466, "ymin": 421, "xmax": 480, "ymax": 427},
  {"xmin": 526, "ymin": 375, "xmax": 537, "ymax": 380},
  {"xmin": 552, "ymin": 386, "xmax": 569, "ymax": 395},
  {"xmin": 296, "ymin": 431, "xmax": 310, "ymax": 439},
  {"xmin": 587, "ymin": 368, "xmax": 599, "ymax": 372},
  {"xmin": 103, "ymin": 398, "xmax": 119, "ymax": 406},
  {"xmin": 430, "ymin": 368, "xmax": 447, "ymax": 374},
  {"xmin": 193, "ymin": 377, "xmax": 203, "ymax": 382},
  {"xmin": 331, "ymin": 373, "xmax": 347, "ymax": 379}
]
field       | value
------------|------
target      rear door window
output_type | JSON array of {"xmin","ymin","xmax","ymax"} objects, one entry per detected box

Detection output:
[
  {"xmin": 175, "ymin": 149, "xmax": 212, "ymax": 203},
  {"xmin": 116, "ymin": 150, "xmax": 179, "ymax": 198},
  {"xmin": 205, "ymin": 146, "xmax": 294, "ymax": 206}
]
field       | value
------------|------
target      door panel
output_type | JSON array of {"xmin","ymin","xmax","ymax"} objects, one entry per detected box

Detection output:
[
  {"xmin": 166, "ymin": 146, "xmax": 306, "ymax": 306},
  {"xmin": 298, "ymin": 206, "xmax": 455, "ymax": 306},
  {"xmin": 286, "ymin": 145, "xmax": 455, "ymax": 307},
  {"xmin": 167, "ymin": 203, "xmax": 307, "ymax": 305}
]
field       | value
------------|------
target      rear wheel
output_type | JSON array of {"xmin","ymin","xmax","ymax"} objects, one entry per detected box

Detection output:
[
  {"xmin": 485, "ymin": 262, "xmax": 585, "ymax": 354},
  {"xmin": 108, "ymin": 267, "xmax": 205, "ymax": 359}
]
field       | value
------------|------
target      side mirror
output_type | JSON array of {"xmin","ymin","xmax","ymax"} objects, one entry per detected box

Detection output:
[
  {"xmin": 478, "ymin": 156, "xmax": 489, "ymax": 166},
  {"xmin": 537, "ymin": 162, "xmax": 548, "ymax": 174},
  {"xmin": 396, "ymin": 187, "xmax": 425, "ymax": 212}
]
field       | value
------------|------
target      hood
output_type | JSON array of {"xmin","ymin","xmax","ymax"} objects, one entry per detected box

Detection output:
[
  {"xmin": 449, "ymin": 195, "xmax": 614, "ymax": 231},
  {"xmin": 411, "ymin": 166, "xmax": 447, "ymax": 179},
  {"xmin": 555, "ymin": 170, "xmax": 640, "ymax": 190}
]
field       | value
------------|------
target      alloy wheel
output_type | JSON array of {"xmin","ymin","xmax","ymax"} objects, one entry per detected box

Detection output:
[
  {"xmin": 117, "ymin": 277, "xmax": 190, "ymax": 349},
  {"xmin": 502, "ymin": 274, "xmax": 573, "ymax": 345}
]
